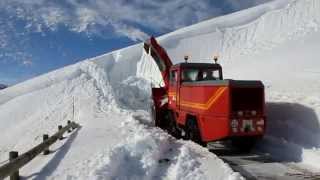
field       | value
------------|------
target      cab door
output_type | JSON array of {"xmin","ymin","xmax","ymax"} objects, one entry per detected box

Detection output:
[{"xmin": 168, "ymin": 69, "xmax": 179, "ymax": 110}]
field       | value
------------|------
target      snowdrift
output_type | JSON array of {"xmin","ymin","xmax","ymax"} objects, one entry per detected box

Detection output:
[{"xmin": 0, "ymin": 0, "xmax": 320, "ymax": 178}]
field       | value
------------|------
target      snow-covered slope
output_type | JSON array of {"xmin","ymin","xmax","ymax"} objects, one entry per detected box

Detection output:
[{"xmin": 1, "ymin": 0, "xmax": 320, "ymax": 179}]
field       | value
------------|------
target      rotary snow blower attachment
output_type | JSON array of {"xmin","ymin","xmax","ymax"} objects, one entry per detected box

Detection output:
[{"xmin": 144, "ymin": 36, "xmax": 266, "ymax": 150}]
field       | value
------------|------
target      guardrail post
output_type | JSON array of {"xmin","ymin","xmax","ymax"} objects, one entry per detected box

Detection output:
[
  {"xmin": 58, "ymin": 125, "xmax": 63, "ymax": 140},
  {"xmin": 9, "ymin": 151, "xmax": 19, "ymax": 180},
  {"xmin": 67, "ymin": 121, "xmax": 72, "ymax": 133},
  {"xmin": 71, "ymin": 121, "xmax": 76, "ymax": 130},
  {"xmin": 43, "ymin": 134, "xmax": 50, "ymax": 155}
]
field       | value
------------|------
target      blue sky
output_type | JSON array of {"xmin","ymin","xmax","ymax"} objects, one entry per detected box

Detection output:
[{"xmin": 0, "ymin": 0, "xmax": 270, "ymax": 85}]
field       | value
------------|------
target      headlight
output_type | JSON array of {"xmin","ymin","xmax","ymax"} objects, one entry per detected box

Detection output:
[
  {"xmin": 237, "ymin": 111, "xmax": 243, "ymax": 116},
  {"xmin": 232, "ymin": 128, "xmax": 238, "ymax": 133},
  {"xmin": 256, "ymin": 119, "xmax": 264, "ymax": 126},
  {"xmin": 231, "ymin": 119, "xmax": 239, "ymax": 128}
]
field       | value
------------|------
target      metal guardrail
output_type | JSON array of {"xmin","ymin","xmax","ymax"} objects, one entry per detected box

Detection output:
[{"xmin": 0, "ymin": 121, "xmax": 80, "ymax": 180}]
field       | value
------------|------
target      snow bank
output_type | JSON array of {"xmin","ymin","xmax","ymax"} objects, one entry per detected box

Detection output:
[
  {"xmin": 0, "ymin": 0, "xmax": 320, "ymax": 178},
  {"xmin": 158, "ymin": 0, "xmax": 320, "ymax": 62},
  {"xmin": 92, "ymin": 115, "xmax": 241, "ymax": 180}
]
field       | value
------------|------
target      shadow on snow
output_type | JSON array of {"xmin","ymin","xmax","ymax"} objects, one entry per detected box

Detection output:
[
  {"xmin": 258, "ymin": 102, "xmax": 319, "ymax": 162},
  {"xmin": 22, "ymin": 127, "xmax": 81, "ymax": 180}
]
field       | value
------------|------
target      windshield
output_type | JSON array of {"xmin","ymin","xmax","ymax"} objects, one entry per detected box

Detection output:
[{"xmin": 182, "ymin": 68, "xmax": 221, "ymax": 82}]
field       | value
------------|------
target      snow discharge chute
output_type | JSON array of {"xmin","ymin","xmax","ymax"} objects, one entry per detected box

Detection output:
[{"xmin": 143, "ymin": 37, "xmax": 173, "ymax": 90}]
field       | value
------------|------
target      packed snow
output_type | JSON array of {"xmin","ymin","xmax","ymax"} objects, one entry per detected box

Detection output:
[{"xmin": 0, "ymin": 0, "xmax": 320, "ymax": 179}]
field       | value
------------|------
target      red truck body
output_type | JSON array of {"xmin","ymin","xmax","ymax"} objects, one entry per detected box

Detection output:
[{"xmin": 146, "ymin": 37, "xmax": 266, "ymax": 148}]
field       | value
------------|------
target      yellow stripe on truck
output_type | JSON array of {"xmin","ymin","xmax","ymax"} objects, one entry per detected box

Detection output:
[{"xmin": 180, "ymin": 87, "xmax": 227, "ymax": 110}]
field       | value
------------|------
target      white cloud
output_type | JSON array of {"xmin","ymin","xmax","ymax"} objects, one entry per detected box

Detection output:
[
  {"xmin": 0, "ymin": 0, "xmax": 272, "ymax": 42},
  {"xmin": 0, "ymin": 14, "xmax": 33, "ymax": 66},
  {"xmin": 22, "ymin": 60, "xmax": 33, "ymax": 66},
  {"xmin": 112, "ymin": 23, "xmax": 149, "ymax": 42},
  {"xmin": 0, "ymin": 0, "xmax": 225, "ymax": 41}
]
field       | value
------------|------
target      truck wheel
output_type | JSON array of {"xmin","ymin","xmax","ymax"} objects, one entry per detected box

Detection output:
[
  {"xmin": 155, "ymin": 109, "xmax": 169, "ymax": 129},
  {"xmin": 167, "ymin": 111, "xmax": 181, "ymax": 139},
  {"xmin": 185, "ymin": 118, "xmax": 206, "ymax": 147}
]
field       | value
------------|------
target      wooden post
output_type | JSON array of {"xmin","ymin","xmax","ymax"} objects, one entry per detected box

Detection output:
[
  {"xmin": 9, "ymin": 151, "xmax": 19, "ymax": 180},
  {"xmin": 72, "ymin": 121, "xmax": 78, "ymax": 129},
  {"xmin": 58, "ymin": 125, "xmax": 63, "ymax": 140},
  {"xmin": 43, "ymin": 134, "xmax": 50, "ymax": 155},
  {"xmin": 72, "ymin": 97, "xmax": 75, "ymax": 122},
  {"xmin": 67, "ymin": 121, "xmax": 72, "ymax": 133}
]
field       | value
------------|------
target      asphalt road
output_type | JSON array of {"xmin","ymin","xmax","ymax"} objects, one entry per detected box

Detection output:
[{"xmin": 208, "ymin": 142, "xmax": 320, "ymax": 180}]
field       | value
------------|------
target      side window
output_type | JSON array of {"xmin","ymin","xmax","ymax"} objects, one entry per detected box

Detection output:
[
  {"xmin": 203, "ymin": 69, "xmax": 220, "ymax": 80},
  {"xmin": 213, "ymin": 70, "xmax": 220, "ymax": 79},
  {"xmin": 170, "ymin": 70, "xmax": 177, "ymax": 84},
  {"xmin": 182, "ymin": 69, "xmax": 199, "ymax": 82}
]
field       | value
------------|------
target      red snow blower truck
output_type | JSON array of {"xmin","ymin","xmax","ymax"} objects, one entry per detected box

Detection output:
[{"xmin": 145, "ymin": 37, "xmax": 266, "ymax": 150}]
